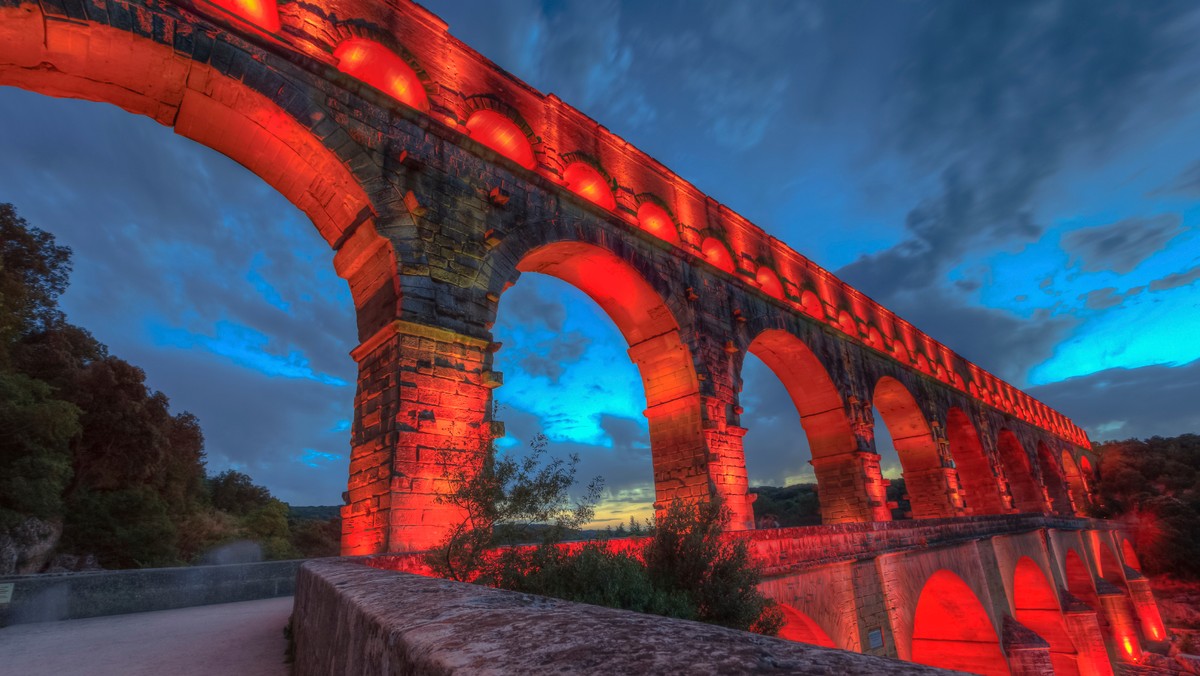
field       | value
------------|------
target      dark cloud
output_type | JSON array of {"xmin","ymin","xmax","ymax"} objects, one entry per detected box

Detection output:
[
  {"xmin": 886, "ymin": 290, "xmax": 1075, "ymax": 385},
  {"xmin": 739, "ymin": 354, "xmax": 815, "ymax": 486},
  {"xmin": 1029, "ymin": 359, "xmax": 1200, "ymax": 442},
  {"xmin": 498, "ymin": 405, "xmax": 654, "ymax": 505},
  {"xmin": 1061, "ymin": 215, "xmax": 1184, "ymax": 274},
  {"xmin": 499, "ymin": 281, "xmax": 567, "ymax": 333},
  {"xmin": 841, "ymin": 1, "xmax": 1195, "ymax": 298},
  {"xmin": 1149, "ymin": 264, "xmax": 1200, "ymax": 292},
  {"xmin": 519, "ymin": 330, "xmax": 591, "ymax": 381},
  {"xmin": 1077, "ymin": 285, "xmax": 1145, "ymax": 311},
  {"xmin": 1154, "ymin": 159, "xmax": 1200, "ymax": 197}
]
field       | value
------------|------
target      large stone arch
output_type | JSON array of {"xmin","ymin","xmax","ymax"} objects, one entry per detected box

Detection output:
[
  {"xmin": 911, "ymin": 570, "xmax": 1009, "ymax": 675},
  {"xmin": 945, "ymin": 407, "xmax": 1007, "ymax": 515},
  {"xmin": 744, "ymin": 329, "xmax": 882, "ymax": 523},
  {"xmin": 873, "ymin": 377, "xmax": 962, "ymax": 519},
  {"xmin": 778, "ymin": 604, "xmax": 837, "ymax": 648},
  {"xmin": 997, "ymin": 430, "xmax": 1046, "ymax": 513},
  {"xmin": 0, "ymin": 3, "xmax": 419, "ymax": 555},
  {"xmin": 1014, "ymin": 556, "xmax": 1079, "ymax": 675},
  {"xmin": 0, "ymin": 5, "xmax": 398, "ymax": 335},
  {"xmin": 489, "ymin": 239, "xmax": 743, "ymax": 524}
]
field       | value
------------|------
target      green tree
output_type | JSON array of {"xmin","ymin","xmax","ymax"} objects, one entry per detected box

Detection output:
[
  {"xmin": 644, "ymin": 496, "xmax": 784, "ymax": 634},
  {"xmin": 0, "ymin": 203, "xmax": 71, "ymax": 362},
  {"xmin": 427, "ymin": 433, "xmax": 601, "ymax": 581},
  {"xmin": 0, "ymin": 373, "xmax": 78, "ymax": 528},
  {"xmin": 63, "ymin": 487, "xmax": 178, "ymax": 568},
  {"xmin": 208, "ymin": 470, "xmax": 274, "ymax": 516},
  {"xmin": 1091, "ymin": 435, "xmax": 1200, "ymax": 578}
]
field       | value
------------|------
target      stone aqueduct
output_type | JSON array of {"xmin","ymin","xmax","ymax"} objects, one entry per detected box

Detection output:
[{"xmin": 0, "ymin": 0, "xmax": 1166, "ymax": 672}]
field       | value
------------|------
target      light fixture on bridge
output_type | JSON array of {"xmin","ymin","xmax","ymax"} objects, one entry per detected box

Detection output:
[
  {"xmin": 207, "ymin": 0, "xmax": 281, "ymax": 32},
  {"xmin": 465, "ymin": 110, "xmax": 536, "ymax": 170},
  {"xmin": 333, "ymin": 38, "xmax": 429, "ymax": 112},
  {"xmin": 563, "ymin": 162, "xmax": 615, "ymax": 210}
]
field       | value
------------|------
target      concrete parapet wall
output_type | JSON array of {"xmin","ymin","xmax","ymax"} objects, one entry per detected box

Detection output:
[
  {"xmin": 293, "ymin": 558, "xmax": 956, "ymax": 675},
  {"xmin": 0, "ymin": 559, "xmax": 303, "ymax": 625}
]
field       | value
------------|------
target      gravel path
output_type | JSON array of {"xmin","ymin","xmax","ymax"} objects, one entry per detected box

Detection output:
[{"xmin": 0, "ymin": 596, "xmax": 293, "ymax": 676}]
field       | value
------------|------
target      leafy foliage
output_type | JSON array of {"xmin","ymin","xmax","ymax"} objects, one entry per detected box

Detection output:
[
  {"xmin": 63, "ymin": 487, "xmax": 179, "ymax": 568},
  {"xmin": 427, "ymin": 434, "xmax": 782, "ymax": 635},
  {"xmin": 428, "ymin": 433, "xmax": 601, "ymax": 581},
  {"xmin": 0, "ymin": 373, "xmax": 78, "ymax": 528},
  {"xmin": 487, "ymin": 543, "xmax": 692, "ymax": 618},
  {"xmin": 1091, "ymin": 434, "xmax": 1200, "ymax": 579},
  {"xmin": 0, "ymin": 203, "xmax": 71, "ymax": 359},
  {"xmin": 749, "ymin": 484, "xmax": 821, "ymax": 528},
  {"xmin": 644, "ymin": 496, "xmax": 784, "ymax": 634}
]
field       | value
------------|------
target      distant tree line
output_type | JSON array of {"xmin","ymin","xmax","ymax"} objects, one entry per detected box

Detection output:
[
  {"xmin": 1090, "ymin": 434, "xmax": 1200, "ymax": 579},
  {"xmin": 0, "ymin": 203, "xmax": 338, "ymax": 570}
]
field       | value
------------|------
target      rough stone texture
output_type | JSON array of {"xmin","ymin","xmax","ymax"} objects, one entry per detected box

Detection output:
[
  {"xmin": 0, "ymin": 516, "xmax": 61, "ymax": 575},
  {"xmin": 293, "ymin": 558, "xmax": 958, "ymax": 675},
  {"xmin": 0, "ymin": 0, "xmax": 1168, "ymax": 672},
  {"xmin": 0, "ymin": 559, "xmax": 302, "ymax": 626},
  {"xmin": 0, "ymin": 0, "xmax": 1100, "ymax": 559}
]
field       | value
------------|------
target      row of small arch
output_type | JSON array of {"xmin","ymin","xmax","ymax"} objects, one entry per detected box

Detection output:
[
  {"xmin": 205, "ymin": 0, "xmax": 1085, "ymax": 446},
  {"xmin": 779, "ymin": 542, "xmax": 1150, "ymax": 673}
]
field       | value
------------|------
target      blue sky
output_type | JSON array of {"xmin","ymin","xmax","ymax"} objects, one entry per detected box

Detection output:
[{"xmin": 1, "ymin": 1, "xmax": 1199, "ymax": 519}]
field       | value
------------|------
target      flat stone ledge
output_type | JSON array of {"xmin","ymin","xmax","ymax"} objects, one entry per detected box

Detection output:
[{"xmin": 293, "ymin": 558, "xmax": 958, "ymax": 675}]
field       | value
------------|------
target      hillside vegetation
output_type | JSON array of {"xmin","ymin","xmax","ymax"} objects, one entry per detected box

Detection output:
[
  {"xmin": 0, "ymin": 203, "xmax": 338, "ymax": 572},
  {"xmin": 1090, "ymin": 434, "xmax": 1200, "ymax": 579}
]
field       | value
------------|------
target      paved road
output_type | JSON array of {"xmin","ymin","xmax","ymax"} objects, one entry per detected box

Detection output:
[{"xmin": 0, "ymin": 596, "xmax": 293, "ymax": 676}]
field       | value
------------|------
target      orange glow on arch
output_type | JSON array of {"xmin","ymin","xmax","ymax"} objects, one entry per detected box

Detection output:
[
  {"xmin": 799, "ymin": 290, "xmax": 823, "ymax": 319},
  {"xmin": 209, "ymin": 0, "xmax": 280, "ymax": 32},
  {"xmin": 1123, "ymin": 636, "xmax": 1136, "ymax": 659},
  {"xmin": 333, "ymin": 38, "xmax": 428, "ymax": 111},
  {"xmin": 837, "ymin": 310, "xmax": 857, "ymax": 336},
  {"xmin": 701, "ymin": 237, "xmax": 735, "ymax": 273},
  {"xmin": 466, "ymin": 109, "xmax": 536, "ymax": 169},
  {"xmin": 777, "ymin": 605, "xmax": 836, "ymax": 648},
  {"xmin": 562, "ymin": 162, "xmax": 615, "ymax": 210},
  {"xmin": 636, "ymin": 201, "xmax": 680, "ymax": 243},
  {"xmin": 911, "ymin": 570, "xmax": 1008, "ymax": 676},
  {"xmin": 756, "ymin": 267, "xmax": 784, "ymax": 299}
]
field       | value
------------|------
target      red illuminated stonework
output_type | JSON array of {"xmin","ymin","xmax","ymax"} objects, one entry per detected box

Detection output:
[{"xmin": 0, "ymin": 0, "xmax": 1162, "ymax": 672}]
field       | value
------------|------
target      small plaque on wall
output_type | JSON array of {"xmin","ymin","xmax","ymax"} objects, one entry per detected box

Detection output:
[
  {"xmin": 0, "ymin": 583, "xmax": 14, "ymax": 604},
  {"xmin": 867, "ymin": 627, "xmax": 884, "ymax": 650}
]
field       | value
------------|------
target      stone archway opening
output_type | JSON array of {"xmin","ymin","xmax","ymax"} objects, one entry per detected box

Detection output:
[
  {"xmin": 0, "ymin": 8, "xmax": 408, "ymax": 555},
  {"xmin": 945, "ymin": 407, "xmax": 1007, "ymax": 515},
  {"xmin": 745, "ymin": 329, "xmax": 883, "ymax": 524},
  {"xmin": 1014, "ymin": 556, "xmax": 1080, "ymax": 676},
  {"xmin": 1062, "ymin": 451, "xmax": 1090, "ymax": 513},
  {"xmin": 1097, "ymin": 541, "xmax": 1126, "ymax": 589},
  {"xmin": 1065, "ymin": 548, "xmax": 1101, "ymax": 610},
  {"xmin": 505, "ymin": 241, "xmax": 750, "ymax": 526},
  {"xmin": 911, "ymin": 570, "xmax": 1009, "ymax": 675},
  {"xmin": 1121, "ymin": 539, "xmax": 1141, "ymax": 572},
  {"xmin": 997, "ymin": 430, "xmax": 1046, "ymax": 513},
  {"xmin": 872, "ymin": 377, "xmax": 962, "ymax": 520},
  {"xmin": 490, "ymin": 273, "xmax": 654, "ymax": 532},
  {"xmin": 1037, "ymin": 441, "xmax": 1074, "ymax": 516},
  {"xmin": 777, "ymin": 604, "xmax": 837, "ymax": 648},
  {"xmin": 738, "ymin": 351, "xmax": 821, "ymax": 528}
]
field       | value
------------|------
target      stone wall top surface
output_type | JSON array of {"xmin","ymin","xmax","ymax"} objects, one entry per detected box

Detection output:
[{"xmin": 293, "ymin": 557, "xmax": 959, "ymax": 675}]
